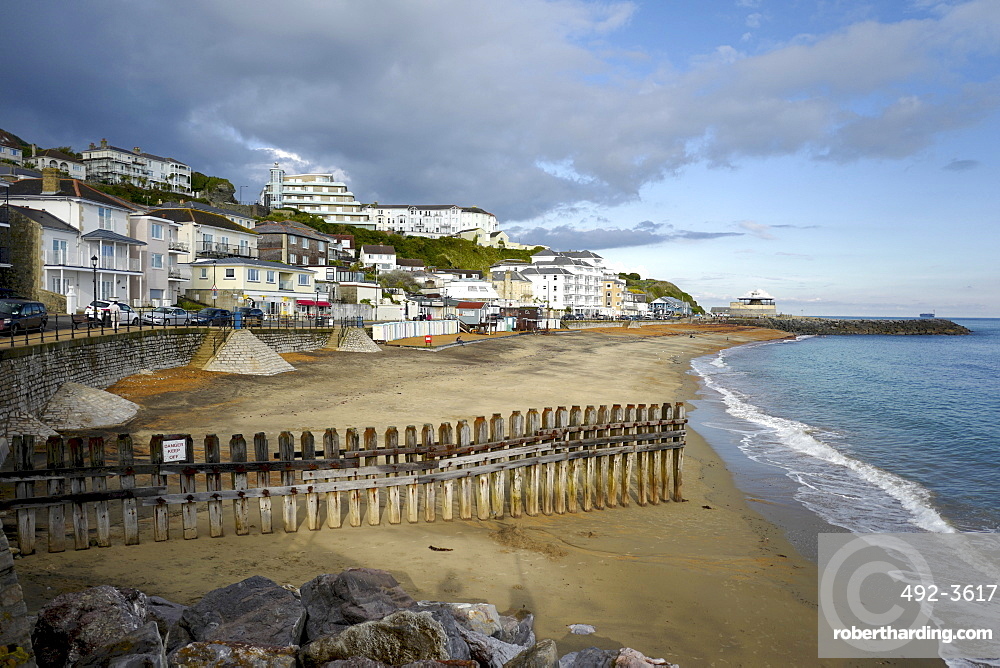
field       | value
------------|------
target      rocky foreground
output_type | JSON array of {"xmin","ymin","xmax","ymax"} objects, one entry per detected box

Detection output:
[
  {"xmin": 725, "ymin": 317, "xmax": 971, "ymax": 335},
  {"xmin": 28, "ymin": 568, "xmax": 677, "ymax": 668}
]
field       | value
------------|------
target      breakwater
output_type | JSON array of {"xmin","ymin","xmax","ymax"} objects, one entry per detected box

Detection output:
[{"xmin": 726, "ymin": 317, "xmax": 971, "ymax": 335}]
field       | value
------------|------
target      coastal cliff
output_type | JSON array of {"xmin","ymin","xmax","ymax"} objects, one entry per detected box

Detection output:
[{"xmin": 726, "ymin": 317, "xmax": 971, "ymax": 335}]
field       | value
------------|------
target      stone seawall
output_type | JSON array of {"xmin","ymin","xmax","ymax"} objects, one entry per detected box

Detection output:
[
  {"xmin": 726, "ymin": 317, "xmax": 971, "ymax": 335},
  {"xmin": 253, "ymin": 328, "xmax": 336, "ymax": 353}
]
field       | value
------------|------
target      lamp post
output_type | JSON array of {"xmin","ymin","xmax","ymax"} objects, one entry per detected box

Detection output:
[
  {"xmin": 315, "ymin": 285, "xmax": 320, "ymax": 320},
  {"xmin": 90, "ymin": 255, "xmax": 99, "ymax": 305}
]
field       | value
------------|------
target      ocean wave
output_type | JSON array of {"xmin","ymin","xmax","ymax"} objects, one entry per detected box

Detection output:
[{"xmin": 693, "ymin": 350, "xmax": 955, "ymax": 534}]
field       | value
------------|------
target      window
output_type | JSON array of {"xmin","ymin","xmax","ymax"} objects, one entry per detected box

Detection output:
[
  {"xmin": 150, "ymin": 289, "xmax": 164, "ymax": 299},
  {"xmin": 318, "ymin": 241, "xmax": 326, "ymax": 252},
  {"xmin": 98, "ymin": 207, "xmax": 114, "ymax": 230},
  {"xmin": 266, "ymin": 271, "xmax": 276, "ymax": 283},
  {"xmin": 289, "ymin": 253, "xmax": 297, "ymax": 264},
  {"xmin": 150, "ymin": 223, "xmax": 164, "ymax": 240},
  {"xmin": 151, "ymin": 253, "xmax": 164, "ymax": 269},
  {"xmin": 224, "ymin": 268, "xmax": 235, "ymax": 279},
  {"xmin": 301, "ymin": 238, "xmax": 309, "ymax": 250},
  {"xmin": 248, "ymin": 269, "xmax": 260, "ymax": 282},
  {"xmin": 298, "ymin": 274, "xmax": 309, "ymax": 286},
  {"xmin": 200, "ymin": 268, "xmax": 208, "ymax": 279}
]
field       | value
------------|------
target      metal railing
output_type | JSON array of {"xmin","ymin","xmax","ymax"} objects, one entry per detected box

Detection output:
[{"xmin": 0, "ymin": 311, "xmax": 367, "ymax": 348}]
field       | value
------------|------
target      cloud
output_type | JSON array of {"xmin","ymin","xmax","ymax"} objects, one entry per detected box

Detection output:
[
  {"xmin": 1, "ymin": 0, "xmax": 997, "ymax": 223},
  {"xmin": 943, "ymin": 158, "xmax": 981, "ymax": 171},
  {"xmin": 738, "ymin": 220, "xmax": 775, "ymax": 239},
  {"xmin": 505, "ymin": 220, "xmax": 742, "ymax": 249}
]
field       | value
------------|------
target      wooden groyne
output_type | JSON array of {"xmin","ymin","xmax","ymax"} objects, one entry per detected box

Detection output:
[
  {"xmin": 725, "ymin": 317, "xmax": 971, "ymax": 335},
  {"xmin": 0, "ymin": 402, "xmax": 686, "ymax": 555}
]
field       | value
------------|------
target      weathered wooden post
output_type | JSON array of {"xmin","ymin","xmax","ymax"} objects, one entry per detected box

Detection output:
[
  {"xmin": 386, "ymin": 426, "xmax": 401, "ymax": 525},
  {"xmin": 567, "ymin": 406, "xmax": 583, "ymax": 513},
  {"xmin": 672, "ymin": 403, "xmax": 685, "ymax": 502},
  {"xmin": 205, "ymin": 435, "xmax": 225, "ymax": 537},
  {"xmin": 635, "ymin": 404, "xmax": 648, "ymax": 508},
  {"xmin": 180, "ymin": 435, "xmax": 198, "ymax": 540},
  {"xmin": 88, "ymin": 436, "xmax": 111, "ymax": 547},
  {"xmin": 45, "ymin": 436, "xmax": 66, "ymax": 553},
  {"xmin": 301, "ymin": 431, "xmax": 321, "ymax": 531},
  {"xmin": 253, "ymin": 433, "xmax": 273, "ymax": 533},
  {"xmin": 14, "ymin": 435, "xmax": 37, "ymax": 555},
  {"xmin": 404, "ymin": 425, "xmax": 419, "ymax": 524},
  {"xmin": 346, "ymin": 427, "xmax": 362, "ymax": 527},
  {"xmin": 422, "ymin": 424, "xmax": 437, "ymax": 522},
  {"xmin": 439, "ymin": 422, "xmax": 455, "ymax": 521},
  {"xmin": 509, "ymin": 410, "xmax": 525, "ymax": 518},
  {"xmin": 322, "ymin": 428, "xmax": 341, "ymax": 528},
  {"xmin": 526, "ymin": 409, "xmax": 541, "ymax": 516},
  {"xmin": 658, "ymin": 404, "xmax": 673, "ymax": 502},
  {"xmin": 553, "ymin": 406, "xmax": 569, "ymax": 515},
  {"xmin": 66, "ymin": 437, "xmax": 89, "ymax": 550},
  {"xmin": 582, "ymin": 406, "xmax": 597, "ymax": 512},
  {"xmin": 149, "ymin": 434, "xmax": 171, "ymax": 541},
  {"xmin": 278, "ymin": 431, "xmax": 297, "ymax": 532},
  {"xmin": 363, "ymin": 427, "xmax": 380, "ymax": 526},
  {"xmin": 608, "ymin": 404, "xmax": 623, "ymax": 508},
  {"xmin": 230, "ymin": 434, "xmax": 250, "ymax": 535},
  {"xmin": 622, "ymin": 404, "xmax": 636, "ymax": 507},
  {"xmin": 117, "ymin": 434, "xmax": 139, "ymax": 546},
  {"xmin": 596, "ymin": 405, "xmax": 610, "ymax": 510},
  {"xmin": 490, "ymin": 413, "xmax": 506, "ymax": 519},
  {"xmin": 474, "ymin": 416, "xmax": 490, "ymax": 520},
  {"xmin": 458, "ymin": 420, "xmax": 473, "ymax": 520}
]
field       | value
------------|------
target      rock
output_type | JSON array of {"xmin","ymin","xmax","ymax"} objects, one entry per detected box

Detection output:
[
  {"xmin": 168, "ymin": 640, "xmax": 297, "ymax": 666},
  {"xmin": 505, "ymin": 614, "xmax": 535, "ymax": 647},
  {"xmin": 322, "ymin": 658, "xmax": 391, "ymax": 668},
  {"xmin": 613, "ymin": 648, "xmax": 677, "ymax": 668},
  {"xmin": 301, "ymin": 569, "xmax": 415, "ymax": 641},
  {"xmin": 402, "ymin": 662, "xmax": 478, "ymax": 668},
  {"xmin": 505, "ymin": 639, "xmax": 559, "ymax": 668},
  {"xmin": 457, "ymin": 624, "xmax": 526, "ymax": 668},
  {"xmin": 75, "ymin": 621, "xmax": 165, "ymax": 667},
  {"xmin": 559, "ymin": 647, "xmax": 618, "ymax": 668},
  {"xmin": 567, "ymin": 624, "xmax": 596, "ymax": 635},
  {"xmin": 413, "ymin": 602, "xmax": 472, "ymax": 660},
  {"xmin": 446, "ymin": 602, "xmax": 504, "ymax": 637},
  {"xmin": 301, "ymin": 610, "xmax": 449, "ymax": 667},
  {"xmin": 170, "ymin": 575, "xmax": 304, "ymax": 651},
  {"xmin": 31, "ymin": 585, "xmax": 149, "ymax": 667},
  {"xmin": 147, "ymin": 595, "xmax": 186, "ymax": 639}
]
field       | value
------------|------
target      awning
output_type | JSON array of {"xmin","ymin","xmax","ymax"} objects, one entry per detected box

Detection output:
[{"xmin": 296, "ymin": 299, "xmax": 331, "ymax": 307}]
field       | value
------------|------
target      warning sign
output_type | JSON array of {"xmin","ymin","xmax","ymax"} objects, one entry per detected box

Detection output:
[{"xmin": 163, "ymin": 438, "xmax": 187, "ymax": 462}]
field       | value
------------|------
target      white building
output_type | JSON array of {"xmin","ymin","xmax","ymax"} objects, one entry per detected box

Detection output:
[
  {"xmin": 25, "ymin": 149, "xmax": 87, "ymax": 181},
  {"xmin": 0, "ymin": 130, "xmax": 24, "ymax": 166},
  {"xmin": 493, "ymin": 249, "xmax": 608, "ymax": 315},
  {"xmin": 439, "ymin": 278, "xmax": 500, "ymax": 302},
  {"xmin": 359, "ymin": 244, "xmax": 397, "ymax": 273},
  {"xmin": 259, "ymin": 165, "xmax": 370, "ymax": 227},
  {"xmin": 146, "ymin": 206, "xmax": 258, "ymax": 265},
  {"xmin": 363, "ymin": 204, "xmax": 498, "ymax": 239},
  {"xmin": 81, "ymin": 139, "xmax": 192, "ymax": 194}
]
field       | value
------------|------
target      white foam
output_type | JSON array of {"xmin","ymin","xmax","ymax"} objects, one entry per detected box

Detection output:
[{"xmin": 693, "ymin": 348, "xmax": 955, "ymax": 534}]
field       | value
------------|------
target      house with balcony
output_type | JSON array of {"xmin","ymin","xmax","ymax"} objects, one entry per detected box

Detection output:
[
  {"xmin": 146, "ymin": 206, "xmax": 257, "ymax": 264},
  {"xmin": 364, "ymin": 204, "xmax": 498, "ymax": 239},
  {"xmin": 359, "ymin": 245, "xmax": 396, "ymax": 273},
  {"xmin": 185, "ymin": 257, "xmax": 317, "ymax": 315},
  {"xmin": 0, "ymin": 129, "xmax": 24, "ymax": 166},
  {"xmin": 159, "ymin": 200, "xmax": 256, "ymax": 230},
  {"xmin": 649, "ymin": 296, "xmax": 692, "ymax": 317},
  {"xmin": 129, "ymin": 213, "xmax": 189, "ymax": 306},
  {"xmin": 259, "ymin": 165, "xmax": 370, "ymax": 227},
  {"xmin": 25, "ymin": 149, "xmax": 87, "ymax": 181},
  {"xmin": 6, "ymin": 171, "xmax": 148, "ymax": 308},
  {"xmin": 82, "ymin": 139, "xmax": 192, "ymax": 194}
]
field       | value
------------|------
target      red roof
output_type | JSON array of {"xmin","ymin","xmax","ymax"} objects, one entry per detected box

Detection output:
[{"xmin": 456, "ymin": 301, "xmax": 487, "ymax": 309}]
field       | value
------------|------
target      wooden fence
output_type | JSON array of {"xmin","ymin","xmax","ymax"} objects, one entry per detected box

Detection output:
[{"xmin": 0, "ymin": 402, "xmax": 686, "ymax": 556}]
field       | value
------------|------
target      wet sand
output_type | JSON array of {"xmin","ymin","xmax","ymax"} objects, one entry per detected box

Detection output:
[{"xmin": 12, "ymin": 324, "xmax": 908, "ymax": 665}]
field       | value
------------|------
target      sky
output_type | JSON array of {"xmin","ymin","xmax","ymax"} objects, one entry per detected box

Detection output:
[{"xmin": 2, "ymin": 0, "xmax": 998, "ymax": 316}]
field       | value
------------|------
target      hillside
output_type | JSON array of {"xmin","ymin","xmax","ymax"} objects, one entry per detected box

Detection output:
[{"xmin": 621, "ymin": 275, "xmax": 704, "ymax": 314}]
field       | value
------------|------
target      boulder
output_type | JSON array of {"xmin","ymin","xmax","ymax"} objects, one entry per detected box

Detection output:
[
  {"xmin": 31, "ymin": 585, "xmax": 149, "ymax": 667},
  {"xmin": 301, "ymin": 610, "xmax": 449, "ymax": 667},
  {"xmin": 147, "ymin": 595, "xmax": 186, "ymax": 639},
  {"xmin": 457, "ymin": 625, "xmax": 526, "ymax": 668},
  {"xmin": 322, "ymin": 658, "xmax": 391, "ymax": 668},
  {"xmin": 505, "ymin": 639, "xmax": 559, "ymax": 668},
  {"xmin": 300, "ymin": 569, "xmax": 415, "ymax": 641},
  {"xmin": 413, "ymin": 602, "xmax": 472, "ymax": 660},
  {"xmin": 445, "ymin": 602, "xmax": 504, "ymax": 637},
  {"xmin": 170, "ymin": 575, "xmax": 305, "ymax": 651},
  {"xmin": 558, "ymin": 647, "xmax": 618, "ymax": 668},
  {"xmin": 168, "ymin": 640, "xmax": 297, "ymax": 666},
  {"xmin": 75, "ymin": 621, "xmax": 165, "ymax": 668},
  {"xmin": 613, "ymin": 648, "xmax": 677, "ymax": 668}
]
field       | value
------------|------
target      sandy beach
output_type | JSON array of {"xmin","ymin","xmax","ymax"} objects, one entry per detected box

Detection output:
[{"xmin": 10, "ymin": 323, "xmax": 920, "ymax": 666}]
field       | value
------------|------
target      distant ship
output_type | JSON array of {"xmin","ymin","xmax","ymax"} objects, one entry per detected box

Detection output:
[{"xmin": 919, "ymin": 313, "xmax": 935, "ymax": 318}]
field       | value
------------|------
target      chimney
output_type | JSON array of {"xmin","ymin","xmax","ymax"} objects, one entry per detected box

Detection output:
[
  {"xmin": 133, "ymin": 147, "xmax": 141, "ymax": 154},
  {"xmin": 41, "ymin": 167, "xmax": 60, "ymax": 194},
  {"xmin": 100, "ymin": 138, "xmax": 108, "ymax": 148},
  {"xmin": 89, "ymin": 142, "xmax": 96, "ymax": 150}
]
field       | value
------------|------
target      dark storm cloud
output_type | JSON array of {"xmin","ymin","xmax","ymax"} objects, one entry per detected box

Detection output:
[
  {"xmin": 505, "ymin": 221, "xmax": 742, "ymax": 250},
  {"xmin": 2, "ymin": 0, "xmax": 997, "ymax": 223}
]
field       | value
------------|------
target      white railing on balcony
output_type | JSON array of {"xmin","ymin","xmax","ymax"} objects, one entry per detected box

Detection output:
[
  {"xmin": 279, "ymin": 281, "xmax": 294, "ymax": 291},
  {"xmin": 168, "ymin": 240, "xmax": 189, "ymax": 252},
  {"xmin": 44, "ymin": 250, "xmax": 141, "ymax": 272}
]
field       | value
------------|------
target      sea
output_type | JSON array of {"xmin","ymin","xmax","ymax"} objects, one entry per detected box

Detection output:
[{"xmin": 688, "ymin": 317, "xmax": 1000, "ymax": 545}]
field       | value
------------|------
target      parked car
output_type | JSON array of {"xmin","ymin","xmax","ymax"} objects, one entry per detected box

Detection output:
[
  {"xmin": 191, "ymin": 307, "xmax": 233, "ymax": 326},
  {"xmin": 84, "ymin": 300, "xmax": 140, "ymax": 325},
  {"xmin": 141, "ymin": 306, "xmax": 192, "ymax": 326},
  {"xmin": 234, "ymin": 307, "xmax": 265, "ymax": 326},
  {"xmin": 0, "ymin": 299, "xmax": 48, "ymax": 335}
]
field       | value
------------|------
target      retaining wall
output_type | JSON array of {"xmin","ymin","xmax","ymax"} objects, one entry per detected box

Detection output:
[{"xmin": 253, "ymin": 329, "xmax": 336, "ymax": 353}]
